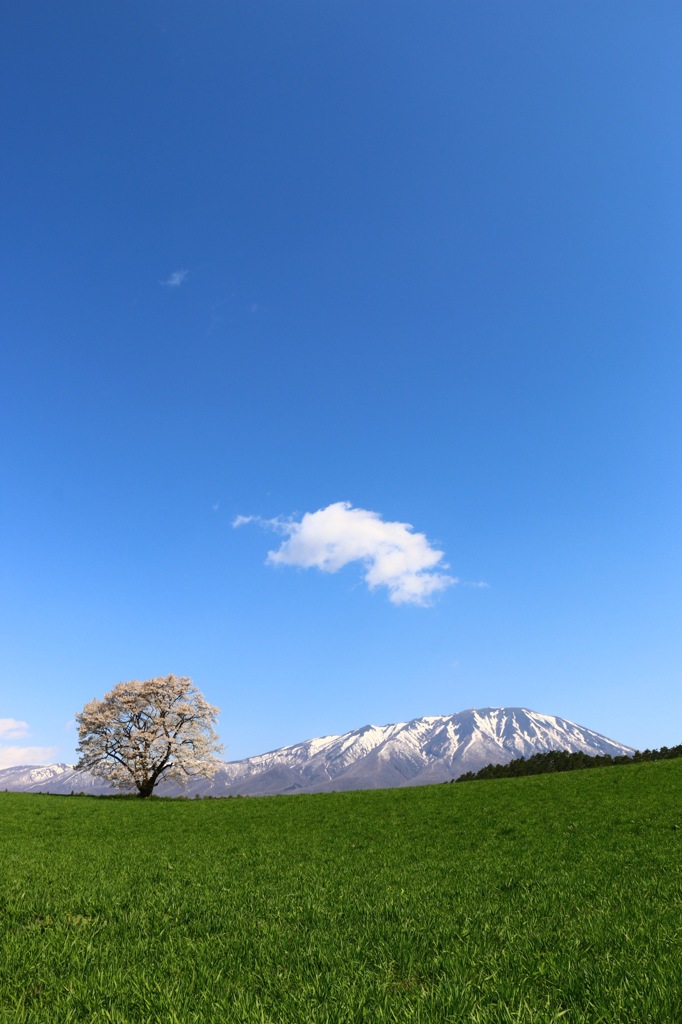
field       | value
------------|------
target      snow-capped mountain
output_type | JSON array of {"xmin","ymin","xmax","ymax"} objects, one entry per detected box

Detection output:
[
  {"xmin": 0, "ymin": 762, "xmax": 114, "ymax": 794},
  {"xmin": 0, "ymin": 707, "xmax": 633, "ymax": 797}
]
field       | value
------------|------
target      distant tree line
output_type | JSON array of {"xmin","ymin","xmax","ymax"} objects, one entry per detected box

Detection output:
[{"xmin": 453, "ymin": 744, "xmax": 682, "ymax": 783}]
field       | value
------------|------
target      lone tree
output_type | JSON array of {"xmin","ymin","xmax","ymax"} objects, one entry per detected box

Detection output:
[{"xmin": 75, "ymin": 675, "xmax": 223, "ymax": 798}]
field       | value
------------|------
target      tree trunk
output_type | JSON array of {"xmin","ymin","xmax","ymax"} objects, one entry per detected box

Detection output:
[{"xmin": 136, "ymin": 779, "xmax": 155, "ymax": 798}]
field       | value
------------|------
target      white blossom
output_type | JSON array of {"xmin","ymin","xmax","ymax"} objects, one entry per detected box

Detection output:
[{"xmin": 75, "ymin": 675, "xmax": 223, "ymax": 797}]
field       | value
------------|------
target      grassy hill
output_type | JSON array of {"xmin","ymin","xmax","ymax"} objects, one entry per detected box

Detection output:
[{"xmin": 1, "ymin": 760, "xmax": 681, "ymax": 1023}]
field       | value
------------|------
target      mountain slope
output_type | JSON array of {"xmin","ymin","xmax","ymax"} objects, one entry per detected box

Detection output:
[
  {"xmin": 0, "ymin": 707, "xmax": 633, "ymax": 797},
  {"xmin": 0, "ymin": 762, "xmax": 113, "ymax": 794}
]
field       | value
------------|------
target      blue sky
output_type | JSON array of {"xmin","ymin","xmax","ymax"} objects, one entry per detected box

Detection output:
[{"xmin": 1, "ymin": 1, "xmax": 680, "ymax": 767}]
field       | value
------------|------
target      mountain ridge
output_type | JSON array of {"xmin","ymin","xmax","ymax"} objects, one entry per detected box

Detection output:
[{"xmin": 0, "ymin": 706, "xmax": 633, "ymax": 797}]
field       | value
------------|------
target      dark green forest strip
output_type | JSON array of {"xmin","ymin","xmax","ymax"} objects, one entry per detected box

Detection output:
[
  {"xmin": 1, "ymin": 761, "xmax": 681, "ymax": 1023},
  {"xmin": 455, "ymin": 743, "xmax": 682, "ymax": 782}
]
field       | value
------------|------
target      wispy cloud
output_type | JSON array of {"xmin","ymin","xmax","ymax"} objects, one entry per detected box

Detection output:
[
  {"xmin": 232, "ymin": 513, "xmax": 267, "ymax": 529},
  {"xmin": 234, "ymin": 501, "xmax": 456, "ymax": 606},
  {"xmin": 0, "ymin": 719, "xmax": 60, "ymax": 768},
  {"xmin": 161, "ymin": 269, "xmax": 188, "ymax": 288},
  {"xmin": 0, "ymin": 718, "xmax": 29, "ymax": 739},
  {"xmin": 0, "ymin": 719, "xmax": 59, "ymax": 768},
  {"xmin": 0, "ymin": 746, "xmax": 59, "ymax": 769}
]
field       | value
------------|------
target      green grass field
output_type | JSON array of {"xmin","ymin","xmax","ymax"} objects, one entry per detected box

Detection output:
[{"xmin": 1, "ymin": 760, "xmax": 681, "ymax": 1023}]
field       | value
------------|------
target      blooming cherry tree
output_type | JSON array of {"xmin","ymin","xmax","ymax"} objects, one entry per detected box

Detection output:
[{"xmin": 75, "ymin": 675, "xmax": 223, "ymax": 797}]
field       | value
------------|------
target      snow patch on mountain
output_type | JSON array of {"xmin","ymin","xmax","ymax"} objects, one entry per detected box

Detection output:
[{"xmin": 0, "ymin": 707, "xmax": 634, "ymax": 797}]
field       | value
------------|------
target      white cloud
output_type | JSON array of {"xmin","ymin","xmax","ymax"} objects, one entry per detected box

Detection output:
[
  {"xmin": 232, "ymin": 514, "xmax": 256, "ymax": 527},
  {"xmin": 0, "ymin": 718, "xmax": 29, "ymax": 739},
  {"xmin": 161, "ymin": 269, "xmax": 188, "ymax": 288},
  {"xmin": 0, "ymin": 720, "xmax": 60, "ymax": 768},
  {"xmin": 0, "ymin": 746, "xmax": 59, "ymax": 769},
  {"xmin": 236, "ymin": 501, "xmax": 456, "ymax": 606}
]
